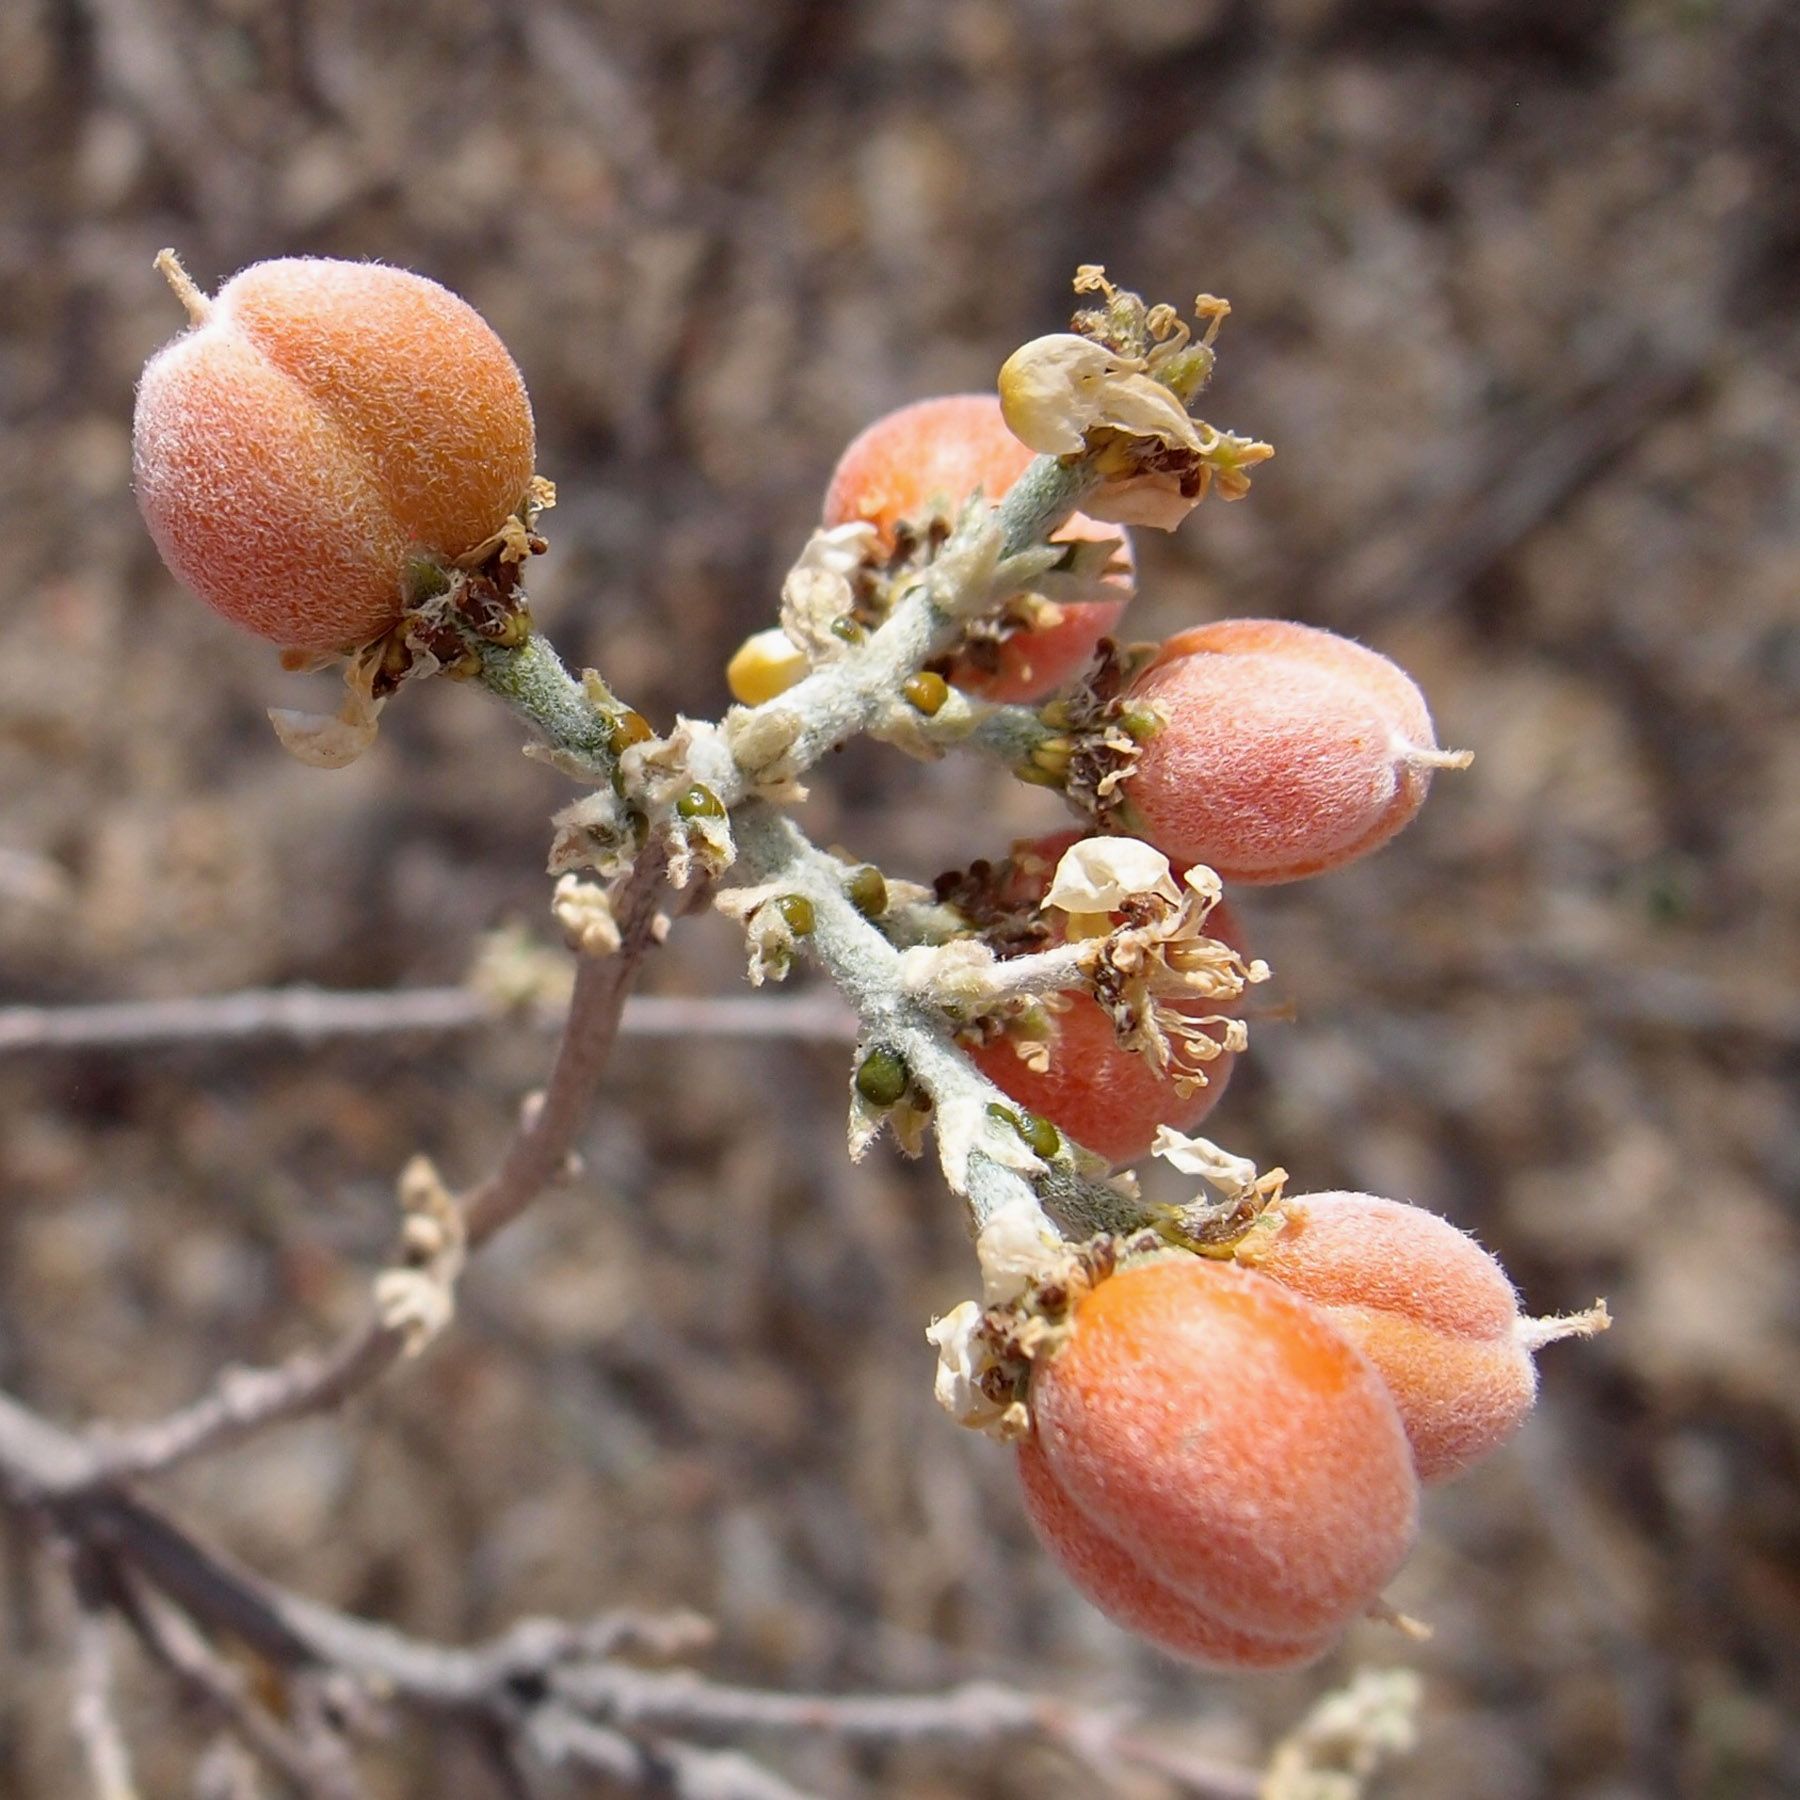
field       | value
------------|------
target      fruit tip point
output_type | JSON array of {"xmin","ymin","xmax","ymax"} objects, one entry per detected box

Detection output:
[{"xmin": 154, "ymin": 248, "xmax": 212, "ymax": 324}]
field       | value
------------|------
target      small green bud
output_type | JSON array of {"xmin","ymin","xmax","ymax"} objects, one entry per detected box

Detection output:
[
  {"xmin": 608, "ymin": 708, "xmax": 654, "ymax": 753},
  {"xmin": 986, "ymin": 1101, "xmax": 1060, "ymax": 1159},
  {"xmin": 775, "ymin": 894, "xmax": 815, "ymax": 935},
  {"xmin": 1119, "ymin": 701, "xmax": 1163, "ymax": 742},
  {"xmin": 676, "ymin": 783, "xmax": 724, "ymax": 820},
  {"xmin": 903, "ymin": 671, "xmax": 950, "ymax": 716},
  {"xmin": 829, "ymin": 616, "xmax": 866, "ymax": 644},
  {"xmin": 855, "ymin": 1047, "xmax": 910, "ymax": 1108},
  {"xmin": 847, "ymin": 865, "xmax": 888, "ymax": 917},
  {"xmin": 404, "ymin": 557, "xmax": 452, "ymax": 604},
  {"xmin": 1015, "ymin": 1109, "xmax": 1062, "ymax": 1158}
]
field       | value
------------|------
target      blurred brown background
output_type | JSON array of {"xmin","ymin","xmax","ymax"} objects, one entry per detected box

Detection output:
[{"xmin": 2, "ymin": 0, "xmax": 1797, "ymax": 1794}]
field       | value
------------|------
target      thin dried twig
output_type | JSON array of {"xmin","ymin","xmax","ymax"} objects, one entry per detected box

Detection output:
[
  {"xmin": 463, "ymin": 842, "xmax": 669, "ymax": 1241},
  {"xmin": 0, "ymin": 987, "xmax": 857, "ymax": 1056},
  {"xmin": 68, "ymin": 1557, "xmax": 139, "ymax": 1800},
  {"xmin": 2, "ymin": 1383, "xmax": 1265, "ymax": 1799},
  {"xmin": 17, "ymin": 841, "xmax": 674, "ymax": 1490},
  {"xmin": 105, "ymin": 1563, "xmax": 348, "ymax": 1800}
]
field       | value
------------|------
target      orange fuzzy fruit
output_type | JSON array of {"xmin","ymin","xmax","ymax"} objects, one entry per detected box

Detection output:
[
  {"xmin": 822, "ymin": 393, "xmax": 1131, "ymax": 702},
  {"xmin": 134, "ymin": 256, "xmax": 536, "ymax": 651},
  {"xmin": 1119, "ymin": 619, "xmax": 1446, "ymax": 883},
  {"xmin": 1019, "ymin": 1257, "xmax": 1418, "ymax": 1668},
  {"xmin": 1244, "ymin": 1192, "xmax": 1538, "ymax": 1483},
  {"xmin": 964, "ymin": 832, "xmax": 1246, "ymax": 1166}
]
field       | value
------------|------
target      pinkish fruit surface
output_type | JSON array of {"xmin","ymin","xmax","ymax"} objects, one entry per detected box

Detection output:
[
  {"xmin": 1020, "ymin": 1257, "xmax": 1419, "ymax": 1667},
  {"xmin": 823, "ymin": 393, "xmax": 1131, "ymax": 702},
  {"xmin": 1245, "ymin": 1191, "xmax": 1539, "ymax": 1482},
  {"xmin": 134, "ymin": 258, "xmax": 535, "ymax": 650},
  {"xmin": 1121, "ymin": 618, "xmax": 1442, "ymax": 883}
]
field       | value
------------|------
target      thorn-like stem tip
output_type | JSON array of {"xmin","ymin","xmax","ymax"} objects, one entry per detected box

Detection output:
[
  {"xmin": 154, "ymin": 248, "xmax": 211, "ymax": 324},
  {"xmin": 1367, "ymin": 1597, "xmax": 1434, "ymax": 1641},
  {"xmin": 1398, "ymin": 738, "xmax": 1475, "ymax": 771},
  {"xmin": 1517, "ymin": 1298, "xmax": 1611, "ymax": 1351}
]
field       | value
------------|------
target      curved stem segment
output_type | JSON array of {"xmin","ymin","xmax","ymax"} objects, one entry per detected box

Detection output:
[
  {"xmin": 474, "ymin": 634, "xmax": 621, "ymax": 782},
  {"xmin": 63, "ymin": 838, "xmax": 675, "ymax": 1492},
  {"xmin": 699, "ymin": 453, "xmax": 1100, "ymax": 809},
  {"xmin": 729, "ymin": 803, "xmax": 1147, "ymax": 1241}
]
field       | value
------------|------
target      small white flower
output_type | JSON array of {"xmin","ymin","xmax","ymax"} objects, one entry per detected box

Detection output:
[
  {"xmin": 1043, "ymin": 836, "xmax": 1180, "ymax": 915},
  {"xmin": 1150, "ymin": 1125, "xmax": 1262, "ymax": 1200},
  {"xmin": 975, "ymin": 1202, "xmax": 1067, "ymax": 1306},
  {"xmin": 997, "ymin": 334, "xmax": 1203, "ymax": 458}
]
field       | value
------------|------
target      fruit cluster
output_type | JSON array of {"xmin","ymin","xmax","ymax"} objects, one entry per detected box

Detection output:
[
  {"xmin": 1009, "ymin": 1196, "xmax": 1598, "ymax": 1670},
  {"xmin": 131, "ymin": 258, "xmax": 1602, "ymax": 1682},
  {"xmin": 820, "ymin": 393, "xmax": 1591, "ymax": 1669}
]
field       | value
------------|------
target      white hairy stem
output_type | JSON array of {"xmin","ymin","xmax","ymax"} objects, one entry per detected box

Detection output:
[{"xmin": 728, "ymin": 804, "xmax": 1146, "ymax": 1241}]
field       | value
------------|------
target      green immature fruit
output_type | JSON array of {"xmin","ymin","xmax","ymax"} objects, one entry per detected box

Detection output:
[
  {"xmin": 675, "ymin": 783, "xmax": 725, "ymax": 821},
  {"xmin": 775, "ymin": 895, "xmax": 816, "ymax": 935},
  {"xmin": 854, "ymin": 1047, "xmax": 910, "ymax": 1108},
  {"xmin": 847, "ymin": 866, "xmax": 888, "ymax": 918}
]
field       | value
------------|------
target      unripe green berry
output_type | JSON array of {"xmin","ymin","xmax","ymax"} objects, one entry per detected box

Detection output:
[
  {"xmin": 776, "ymin": 894, "xmax": 816, "ymax": 935},
  {"xmin": 847, "ymin": 865, "xmax": 888, "ymax": 917},
  {"xmin": 855, "ymin": 1047, "xmax": 910, "ymax": 1108},
  {"xmin": 675, "ymin": 783, "xmax": 724, "ymax": 821}
]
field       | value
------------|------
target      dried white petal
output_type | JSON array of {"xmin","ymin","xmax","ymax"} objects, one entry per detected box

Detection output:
[
  {"xmin": 550, "ymin": 875, "xmax": 621, "ymax": 958},
  {"xmin": 1151, "ymin": 1125, "xmax": 1261, "ymax": 1199},
  {"xmin": 975, "ymin": 1203, "xmax": 1066, "ymax": 1306},
  {"xmin": 803, "ymin": 520, "xmax": 881, "ymax": 578},
  {"xmin": 926, "ymin": 1301, "xmax": 991, "ymax": 1425},
  {"xmin": 1044, "ymin": 836, "xmax": 1179, "ymax": 915},
  {"xmin": 267, "ymin": 704, "xmax": 381, "ymax": 769},
  {"xmin": 779, "ymin": 525, "xmax": 876, "ymax": 658},
  {"xmin": 548, "ymin": 789, "xmax": 632, "ymax": 879},
  {"xmin": 998, "ymin": 333, "xmax": 1204, "ymax": 457},
  {"xmin": 268, "ymin": 644, "xmax": 387, "ymax": 769}
]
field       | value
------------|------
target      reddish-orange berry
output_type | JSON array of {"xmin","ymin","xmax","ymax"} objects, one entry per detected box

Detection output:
[
  {"xmin": 961, "ymin": 833, "xmax": 1247, "ymax": 1166},
  {"xmin": 1019, "ymin": 1257, "xmax": 1418, "ymax": 1668},
  {"xmin": 1118, "ymin": 619, "xmax": 1455, "ymax": 884},
  {"xmin": 134, "ymin": 256, "xmax": 536, "ymax": 651},
  {"xmin": 822, "ymin": 394, "xmax": 1131, "ymax": 703},
  {"xmin": 1244, "ymin": 1192, "xmax": 1555, "ymax": 1484}
]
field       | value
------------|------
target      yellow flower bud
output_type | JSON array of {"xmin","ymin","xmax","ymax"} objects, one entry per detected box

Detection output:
[{"xmin": 727, "ymin": 627, "xmax": 809, "ymax": 707}]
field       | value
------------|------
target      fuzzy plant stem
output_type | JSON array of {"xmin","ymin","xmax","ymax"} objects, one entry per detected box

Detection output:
[
  {"xmin": 962, "ymin": 700, "xmax": 1065, "ymax": 773},
  {"xmin": 470, "ymin": 454, "xmax": 1095, "ymax": 810},
  {"xmin": 683, "ymin": 452, "xmax": 1102, "ymax": 809},
  {"xmin": 474, "ymin": 634, "xmax": 621, "ymax": 782},
  {"xmin": 729, "ymin": 802, "xmax": 1147, "ymax": 1242}
]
